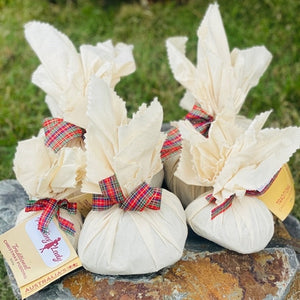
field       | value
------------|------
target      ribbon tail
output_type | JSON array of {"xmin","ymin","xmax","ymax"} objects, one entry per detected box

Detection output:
[
  {"xmin": 38, "ymin": 199, "xmax": 57, "ymax": 234},
  {"xmin": 56, "ymin": 200, "xmax": 77, "ymax": 236},
  {"xmin": 56, "ymin": 212, "xmax": 76, "ymax": 236},
  {"xmin": 210, "ymin": 195, "xmax": 235, "ymax": 220},
  {"xmin": 146, "ymin": 188, "xmax": 161, "ymax": 210},
  {"xmin": 25, "ymin": 199, "xmax": 43, "ymax": 212}
]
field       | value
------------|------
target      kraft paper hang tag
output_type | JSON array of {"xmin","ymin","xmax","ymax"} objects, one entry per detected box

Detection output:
[
  {"xmin": 257, "ymin": 164, "xmax": 295, "ymax": 221},
  {"xmin": 68, "ymin": 193, "xmax": 93, "ymax": 217},
  {"xmin": 0, "ymin": 214, "xmax": 82, "ymax": 299}
]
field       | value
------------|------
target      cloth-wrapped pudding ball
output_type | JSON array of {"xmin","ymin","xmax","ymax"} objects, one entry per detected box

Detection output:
[
  {"xmin": 13, "ymin": 132, "xmax": 85, "ymax": 249},
  {"xmin": 176, "ymin": 111, "xmax": 300, "ymax": 253},
  {"xmin": 78, "ymin": 78, "xmax": 187, "ymax": 274},
  {"xmin": 162, "ymin": 3, "xmax": 272, "ymax": 208}
]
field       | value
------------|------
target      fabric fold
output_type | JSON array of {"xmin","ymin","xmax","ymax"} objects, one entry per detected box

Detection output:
[
  {"xmin": 163, "ymin": 3, "xmax": 273, "ymax": 210},
  {"xmin": 185, "ymin": 191, "xmax": 274, "ymax": 254},
  {"xmin": 79, "ymin": 77, "xmax": 187, "ymax": 275},
  {"xmin": 178, "ymin": 110, "xmax": 300, "ymax": 253},
  {"xmin": 13, "ymin": 131, "xmax": 85, "ymax": 249},
  {"xmin": 166, "ymin": 3, "xmax": 272, "ymax": 116},
  {"xmin": 25, "ymin": 21, "xmax": 136, "ymax": 129},
  {"xmin": 177, "ymin": 111, "xmax": 300, "ymax": 204}
]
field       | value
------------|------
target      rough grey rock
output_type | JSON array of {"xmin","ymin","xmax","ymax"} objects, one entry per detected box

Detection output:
[
  {"xmin": 0, "ymin": 179, "xmax": 28, "ymax": 234},
  {"xmin": 284, "ymin": 214, "xmax": 300, "ymax": 240}
]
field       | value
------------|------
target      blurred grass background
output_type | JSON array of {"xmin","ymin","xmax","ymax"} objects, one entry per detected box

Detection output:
[{"xmin": 0, "ymin": 0, "xmax": 299, "ymax": 298}]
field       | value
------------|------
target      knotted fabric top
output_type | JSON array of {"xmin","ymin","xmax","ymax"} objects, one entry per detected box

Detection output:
[
  {"xmin": 25, "ymin": 198, "xmax": 77, "ymax": 235},
  {"xmin": 43, "ymin": 117, "xmax": 85, "ymax": 152},
  {"xmin": 206, "ymin": 169, "xmax": 281, "ymax": 219},
  {"xmin": 93, "ymin": 174, "xmax": 161, "ymax": 211},
  {"xmin": 161, "ymin": 104, "xmax": 213, "ymax": 161}
]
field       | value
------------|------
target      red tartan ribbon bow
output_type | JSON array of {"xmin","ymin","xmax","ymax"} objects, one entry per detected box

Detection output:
[
  {"xmin": 25, "ymin": 198, "xmax": 77, "ymax": 235},
  {"xmin": 206, "ymin": 169, "xmax": 281, "ymax": 219},
  {"xmin": 161, "ymin": 104, "xmax": 213, "ymax": 161},
  {"xmin": 43, "ymin": 117, "xmax": 85, "ymax": 152},
  {"xmin": 93, "ymin": 174, "xmax": 161, "ymax": 211}
]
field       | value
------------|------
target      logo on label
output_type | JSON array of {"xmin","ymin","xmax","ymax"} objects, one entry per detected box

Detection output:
[
  {"xmin": 40, "ymin": 237, "xmax": 61, "ymax": 253},
  {"xmin": 25, "ymin": 215, "xmax": 70, "ymax": 268}
]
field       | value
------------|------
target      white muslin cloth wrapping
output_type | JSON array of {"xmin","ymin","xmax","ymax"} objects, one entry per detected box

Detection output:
[
  {"xmin": 185, "ymin": 191, "xmax": 274, "ymax": 254},
  {"xmin": 15, "ymin": 208, "xmax": 83, "ymax": 250},
  {"xmin": 24, "ymin": 21, "xmax": 136, "ymax": 129},
  {"xmin": 163, "ymin": 3, "xmax": 272, "ymax": 208},
  {"xmin": 13, "ymin": 131, "xmax": 85, "ymax": 249},
  {"xmin": 166, "ymin": 3, "xmax": 272, "ymax": 115},
  {"xmin": 177, "ymin": 111, "xmax": 300, "ymax": 253},
  {"xmin": 78, "ymin": 77, "xmax": 187, "ymax": 275}
]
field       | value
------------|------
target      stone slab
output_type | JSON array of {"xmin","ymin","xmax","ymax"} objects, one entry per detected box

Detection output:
[{"xmin": 0, "ymin": 180, "xmax": 299, "ymax": 300}]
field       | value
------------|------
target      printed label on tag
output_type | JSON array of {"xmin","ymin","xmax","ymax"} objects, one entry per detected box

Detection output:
[
  {"xmin": 257, "ymin": 164, "xmax": 295, "ymax": 221},
  {"xmin": 68, "ymin": 193, "xmax": 93, "ymax": 217},
  {"xmin": 0, "ymin": 214, "xmax": 81, "ymax": 299},
  {"xmin": 25, "ymin": 216, "xmax": 70, "ymax": 268}
]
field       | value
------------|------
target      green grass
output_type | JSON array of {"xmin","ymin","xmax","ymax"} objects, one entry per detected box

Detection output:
[{"xmin": 0, "ymin": 0, "xmax": 299, "ymax": 298}]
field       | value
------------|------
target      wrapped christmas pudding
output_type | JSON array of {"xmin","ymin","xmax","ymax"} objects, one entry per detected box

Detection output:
[
  {"xmin": 78, "ymin": 77, "xmax": 187, "ymax": 275},
  {"xmin": 162, "ymin": 3, "xmax": 272, "ymax": 208},
  {"xmin": 22, "ymin": 21, "xmax": 137, "ymax": 217},
  {"xmin": 13, "ymin": 130, "xmax": 86, "ymax": 249},
  {"xmin": 24, "ymin": 21, "xmax": 136, "ymax": 130},
  {"xmin": 177, "ymin": 110, "xmax": 300, "ymax": 253}
]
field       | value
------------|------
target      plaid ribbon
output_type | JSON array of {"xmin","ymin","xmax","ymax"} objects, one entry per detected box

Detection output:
[
  {"xmin": 185, "ymin": 104, "xmax": 213, "ymax": 137},
  {"xmin": 93, "ymin": 174, "xmax": 161, "ymax": 211},
  {"xmin": 245, "ymin": 169, "xmax": 280, "ymax": 196},
  {"xmin": 161, "ymin": 104, "xmax": 213, "ymax": 161},
  {"xmin": 25, "ymin": 198, "xmax": 77, "ymax": 235},
  {"xmin": 206, "ymin": 193, "xmax": 235, "ymax": 220},
  {"xmin": 206, "ymin": 168, "xmax": 282, "ymax": 219},
  {"xmin": 43, "ymin": 117, "xmax": 85, "ymax": 152},
  {"xmin": 160, "ymin": 127, "xmax": 182, "ymax": 162}
]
